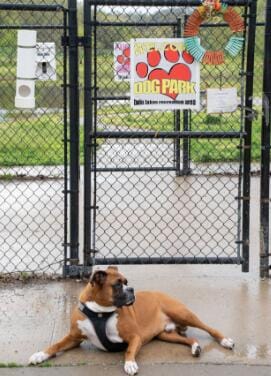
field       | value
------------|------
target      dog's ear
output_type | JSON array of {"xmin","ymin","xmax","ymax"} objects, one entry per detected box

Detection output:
[{"xmin": 90, "ymin": 270, "xmax": 107, "ymax": 286}]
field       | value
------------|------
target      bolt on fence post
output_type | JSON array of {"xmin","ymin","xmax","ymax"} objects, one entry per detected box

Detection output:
[
  {"xmin": 260, "ymin": 0, "xmax": 271, "ymax": 279},
  {"xmin": 242, "ymin": 0, "xmax": 258, "ymax": 273},
  {"xmin": 68, "ymin": 0, "xmax": 80, "ymax": 271}
]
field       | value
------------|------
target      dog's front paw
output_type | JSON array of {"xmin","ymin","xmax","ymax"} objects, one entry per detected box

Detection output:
[
  {"xmin": 29, "ymin": 351, "xmax": 49, "ymax": 365},
  {"xmin": 124, "ymin": 360, "xmax": 139, "ymax": 376},
  {"xmin": 191, "ymin": 342, "xmax": 201, "ymax": 357},
  {"xmin": 220, "ymin": 338, "xmax": 235, "ymax": 350}
]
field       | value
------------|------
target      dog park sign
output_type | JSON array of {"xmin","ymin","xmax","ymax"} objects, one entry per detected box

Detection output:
[{"xmin": 130, "ymin": 38, "xmax": 200, "ymax": 110}]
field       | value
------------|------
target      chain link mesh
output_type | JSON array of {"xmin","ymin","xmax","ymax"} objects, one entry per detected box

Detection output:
[
  {"xmin": 0, "ymin": 1, "xmax": 67, "ymax": 274},
  {"xmin": 89, "ymin": 3, "xmax": 260, "ymax": 264},
  {"xmin": 0, "ymin": 1, "xmax": 266, "ymax": 275}
]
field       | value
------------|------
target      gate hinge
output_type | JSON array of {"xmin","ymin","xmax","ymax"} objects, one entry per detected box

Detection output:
[
  {"xmin": 239, "ymin": 70, "xmax": 253, "ymax": 77},
  {"xmin": 261, "ymin": 198, "xmax": 271, "ymax": 204},
  {"xmin": 63, "ymin": 264, "xmax": 93, "ymax": 278},
  {"xmin": 236, "ymin": 144, "xmax": 250, "ymax": 150},
  {"xmin": 235, "ymin": 196, "xmax": 250, "ymax": 201},
  {"xmin": 61, "ymin": 36, "xmax": 91, "ymax": 47},
  {"xmin": 261, "ymin": 145, "xmax": 271, "ymax": 151},
  {"xmin": 86, "ymin": 248, "xmax": 99, "ymax": 255}
]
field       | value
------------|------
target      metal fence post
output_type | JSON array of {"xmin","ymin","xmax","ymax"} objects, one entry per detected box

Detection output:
[
  {"xmin": 175, "ymin": 18, "xmax": 181, "ymax": 175},
  {"xmin": 182, "ymin": 16, "xmax": 191, "ymax": 176},
  {"xmin": 174, "ymin": 17, "xmax": 191, "ymax": 176},
  {"xmin": 83, "ymin": 0, "xmax": 93, "ymax": 270},
  {"xmin": 260, "ymin": 0, "xmax": 271, "ymax": 279},
  {"xmin": 68, "ymin": 0, "xmax": 80, "ymax": 270},
  {"xmin": 182, "ymin": 110, "xmax": 191, "ymax": 175},
  {"xmin": 242, "ymin": 0, "xmax": 257, "ymax": 272}
]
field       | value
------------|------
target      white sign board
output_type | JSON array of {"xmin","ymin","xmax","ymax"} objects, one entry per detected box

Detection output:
[
  {"xmin": 207, "ymin": 88, "xmax": 238, "ymax": 114},
  {"xmin": 130, "ymin": 38, "xmax": 200, "ymax": 110},
  {"xmin": 114, "ymin": 42, "xmax": 130, "ymax": 81}
]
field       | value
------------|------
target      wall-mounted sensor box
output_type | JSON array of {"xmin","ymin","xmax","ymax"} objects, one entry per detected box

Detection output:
[
  {"xmin": 15, "ymin": 30, "xmax": 37, "ymax": 109},
  {"xmin": 36, "ymin": 43, "xmax": 56, "ymax": 81}
]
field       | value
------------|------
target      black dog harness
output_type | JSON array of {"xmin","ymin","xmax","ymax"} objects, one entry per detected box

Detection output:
[{"xmin": 79, "ymin": 302, "xmax": 128, "ymax": 352}]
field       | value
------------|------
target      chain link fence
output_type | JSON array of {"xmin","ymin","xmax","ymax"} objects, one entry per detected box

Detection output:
[
  {"xmin": 0, "ymin": 0, "xmax": 267, "ymax": 276},
  {"xmin": 0, "ymin": 0, "xmax": 67, "ymax": 274}
]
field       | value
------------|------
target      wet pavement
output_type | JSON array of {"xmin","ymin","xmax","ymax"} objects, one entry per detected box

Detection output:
[
  {"xmin": 0, "ymin": 263, "xmax": 271, "ymax": 371},
  {"xmin": 0, "ymin": 139, "xmax": 270, "ymax": 375},
  {"xmin": 1, "ymin": 364, "xmax": 271, "ymax": 376}
]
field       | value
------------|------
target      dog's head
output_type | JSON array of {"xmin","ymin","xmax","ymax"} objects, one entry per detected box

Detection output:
[{"xmin": 90, "ymin": 266, "xmax": 135, "ymax": 308}]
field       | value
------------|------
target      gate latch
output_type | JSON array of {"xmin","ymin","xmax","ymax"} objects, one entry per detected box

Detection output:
[
  {"xmin": 61, "ymin": 36, "xmax": 91, "ymax": 47},
  {"xmin": 238, "ymin": 105, "xmax": 258, "ymax": 121}
]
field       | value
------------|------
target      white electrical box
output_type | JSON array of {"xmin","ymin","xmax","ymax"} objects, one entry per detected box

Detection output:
[
  {"xmin": 36, "ymin": 43, "xmax": 57, "ymax": 81},
  {"xmin": 15, "ymin": 30, "xmax": 37, "ymax": 109},
  {"xmin": 15, "ymin": 31, "xmax": 57, "ymax": 109}
]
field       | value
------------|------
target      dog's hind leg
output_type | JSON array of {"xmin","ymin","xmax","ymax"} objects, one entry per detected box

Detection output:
[
  {"xmin": 157, "ymin": 331, "xmax": 201, "ymax": 357},
  {"xmin": 168, "ymin": 307, "xmax": 234, "ymax": 350},
  {"xmin": 29, "ymin": 332, "xmax": 84, "ymax": 365},
  {"xmin": 158, "ymin": 293, "xmax": 234, "ymax": 350}
]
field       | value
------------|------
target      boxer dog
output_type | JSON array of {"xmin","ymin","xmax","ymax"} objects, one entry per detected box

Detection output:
[{"xmin": 29, "ymin": 266, "xmax": 234, "ymax": 375}]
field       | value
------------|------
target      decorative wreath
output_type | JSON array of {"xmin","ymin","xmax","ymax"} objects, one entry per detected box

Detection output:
[{"xmin": 184, "ymin": 0, "xmax": 245, "ymax": 65}]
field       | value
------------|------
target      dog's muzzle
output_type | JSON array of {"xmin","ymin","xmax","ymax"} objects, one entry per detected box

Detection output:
[{"xmin": 114, "ymin": 287, "xmax": 135, "ymax": 308}]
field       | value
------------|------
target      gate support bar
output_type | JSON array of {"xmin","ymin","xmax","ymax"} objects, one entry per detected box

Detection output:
[
  {"xmin": 92, "ymin": 257, "xmax": 243, "ymax": 265},
  {"xmin": 83, "ymin": 0, "xmax": 93, "ymax": 269},
  {"xmin": 0, "ymin": 3, "xmax": 64, "ymax": 11},
  {"xmin": 93, "ymin": 131, "xmax": 246, "ymax": 139},
  {"xmin": 68, "ymin": 0, "xmax": 80, "ymax": 268},
  {"xmin": 88, "ymin": 0, "xmax": 251, "ymax": 6}
]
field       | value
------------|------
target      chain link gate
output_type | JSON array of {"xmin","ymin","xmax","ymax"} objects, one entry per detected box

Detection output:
[
  {"xmin": 0, "ymin": 2, "xmax": 69, "ymax": 275},
  {"xmin": 78, "ymin": 0, "xmax": 257, "ymax": 274}
]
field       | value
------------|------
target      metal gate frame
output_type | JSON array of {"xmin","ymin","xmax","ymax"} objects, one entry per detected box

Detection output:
[
  {"xmin": 260, "ymin": 0, "xmax": 271, "ymax": 279},
  {"xmin": 83, "ymin": 0, "xmax": 257, "ymax": 274},
  {"xmin": 64, "ymin": 0, "xmax": 259, "ymax": 277},
  {"xmin": 64, "ymin": 0, "xmax": 80, "ymax": 276}
]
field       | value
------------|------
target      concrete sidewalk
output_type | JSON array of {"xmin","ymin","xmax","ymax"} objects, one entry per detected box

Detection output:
[
  {"xmin": 0, "ymin": 264, "xmax": 271, "ymax": 374},
  {"xmin": 1, "ymin": 364, "xmax": 271, "ymax": 376}
]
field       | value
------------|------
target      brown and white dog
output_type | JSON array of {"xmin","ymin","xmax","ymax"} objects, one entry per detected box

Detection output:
[{"xmin": 29, "ymin": 266, "xmax": 234, "ymax": 375}]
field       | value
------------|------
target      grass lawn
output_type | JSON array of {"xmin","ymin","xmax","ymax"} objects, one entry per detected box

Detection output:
[
  {"xmin": 98, "ymin": 104, "xmax": 262, "ymax": 163},
  {"xmin": 0, "ymin": 20, "xmax": 264, "ymax": 168},
  {"xmin": 0, "ymin": 105, "xmax": 262, "ymax": 168},
  {"xmin": 0, "ymin": 113, "xmax": 84, "ymax": 167}
]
